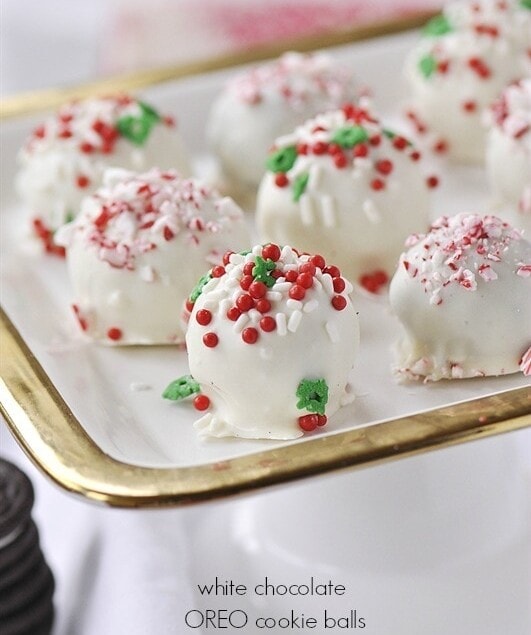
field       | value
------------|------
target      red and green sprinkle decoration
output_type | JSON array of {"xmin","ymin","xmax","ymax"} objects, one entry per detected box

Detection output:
[
  {"xmin": 163, "ymin": 374, "xmax": 211, "ymax": 412},
  {"xmin": 296, "ymin": 378, "xmax": 329, "ymax": 431},
  {"xmin": 116, "ymin": 101, "xmax": 162, "ymax": 146}
]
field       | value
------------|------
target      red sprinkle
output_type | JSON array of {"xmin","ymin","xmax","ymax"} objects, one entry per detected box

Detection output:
[
  {"xmin": 76, "ymin": 175, "xmax": 90, "ymax": 189},
  {"xmin": 298, "ymin": 414, "xmax": 319, "ymax": 432},
  {"xmin": 369, "ymin": 135, "xmax": 381, "ymax": 146},
  {"xmin": 203, "ymin": 332, "xmax": 219, "ymax": 347},
  {"xmin": 249, "ymin": 281, "xmax": 267, "ymax": 299},
  {"xmin": 275, "ymin": 173, "xmax": 289, "ymax": 187},
  {"xmin": 80, "ymin": 142, "xmax": 94, "ymax": 154},
  {"xmin": 333, "ymin": 277, "xmax": 346, "ymax": 293},
  {"xmin": 331, "ymin": 295, "xmax": 347, "ymax": 310},
  {"xmin": 262, "ymin": 243, "xmax": 281, "ymax": 261},
  {"xmin": 359, "ymin": 270, "xmax": 389, "ymax": 294},
  {"xmin": 211, "ymin": 265, "xmax": 225, "ymax": 278},
  {"xmin": 312, "ymin": 141, "xmax": 328, "ymax": 155},
  {"xmin": 410, "ymin": 150, "xmax": 421, "ymax": 161},
  {"xmin": 333, "ymin": 153, "xmax": 348, "ymax": 169},
  {"xmin": 324, "ymin": 265, "xmax": 340, "ymax": 278},
  {"xmin": 393, "ymin": 136, "xmax": 408, "ymax": 150},
  {"xmin": 296, "ymin": 143, "xmax": 308, "ymax": 155},
  {"xmin": 240, "ymin": 275, "xmax": 253, "ymax": 291},
  {"xmin": 227, "ymin": 306, "xmax": 241, "ymax": 321},
  {"xmin": 222, "ymin": 251, "xmax": 233, "ymax": 266},
  {"xmin": 194, "ymin": 394, "xmax": 210, "ymax": 411},
  {"xmin": 433, "ymin": 140, "xmax": 448, "ymax": 154},
  {"xmin": 255, "ymin": 298, "xmax": 271, "ymax": 314},
  {"xmin": 370, "ymin": 178, "xmax": 385, "ymax": 191},
  {"xmin": 284, "ymin": 270, "xmax": 298, "ymax": 283},
  {"xmin": 242, "ymin": 327, "xmax": 259, "ymax": 344},
  {"xmin": 243, "ymin": 262, "xmax": 255, "ymax": 275},
  {"xmin": 462, "ymin": 100, "xmax": 477, "ymax": 113},
  {"xmin": 196, "ymin": 309, "xmax": 212, "ymax": 326},
  {"xmin": 296, "ymin": 272, "xmax": 314, "ymax": 289},
  {"xmin": 289, "ymin": 285, "xmax": 306, "ymax": 301},
  {"xmin": 353, "ymin": 144, "xmax": 369, "ymax": 158},
  {"xmin": 299, "ymin": 262, "xmax": 317, "ymax": 276},
  {"xmin": 260, "ymin": 316, "xmax": 276, "ymax": 332},
  {"xmin": 317, "ymin": 414, "xmax": 328, "ymax": 427},
  {"xmin": 426, "ymin": 175, "xmax": 440, "ymax": 189},
  {"xmin": 376, "ymin": 159, "xmax": 393, "ymax": 175},
  {"xmin": 236, "ymin": 294, "xmax": 254, "ymax": 312},
  {"xmin": 163, "ymin": 226, "xmax": 174, "ymax": 241},
  {"xmin": 107, "ymin": 327, "xmax": 123, "ymax": 341},
  {"xmin": 71, "ymin": 304, "xmax": 88, "ymax": 331},
  {"xmin": 310, "ymin": 254, "xmax": 326, "ymax": 270}
]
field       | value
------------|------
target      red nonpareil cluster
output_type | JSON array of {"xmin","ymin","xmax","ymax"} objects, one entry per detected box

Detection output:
[
  {"xmin": 269, "ymin": 104, "xmax": 428, "ymax": 195},
  {"xmin": 188, "ymin": 244, "xmax": 350, "ymax": 349}
]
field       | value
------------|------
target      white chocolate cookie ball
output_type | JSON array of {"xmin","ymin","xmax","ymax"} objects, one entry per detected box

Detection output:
[
  {"xmin": 256, "ymin": 103, "xmax": 435, "ymax": 292},
  {"xmin": 405, "ymin": 0, "xmax": 531, "ymax": 163},
  {"xmin": 389, "ymin": 213, "xmax": 531, "ymax": 381},
  {"xmin": 16, "ymin": 95, "xmax": 190, "ymax": 251},
  {"xmin": 183, "ymin": 244, "xmax": 359, "ymax": 439},
  {"xmin": 56, "ymin": 168, "xmax": 250, "ymax": 345},
  {"xmin": 207, "ymin": 51, "xmax": 356, "ymax": 193},
  {"xmin": 486, "ymin": 79, "xmax": 531, "ymax": 234}
]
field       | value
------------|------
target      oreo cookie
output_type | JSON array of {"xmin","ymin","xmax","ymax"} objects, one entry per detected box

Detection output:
[{"xmin": 0, "ymin": 459, "xmax": 55, "ymax": 635}]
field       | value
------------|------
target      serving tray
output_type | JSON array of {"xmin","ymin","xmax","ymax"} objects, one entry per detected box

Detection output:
[{"xmin": 1, "ymin": 20, "xmax": 529, "ymax": 507}]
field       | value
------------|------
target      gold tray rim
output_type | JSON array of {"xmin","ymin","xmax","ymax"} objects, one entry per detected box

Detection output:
[{"xmin": 1, "ymin": 13, "xmax": 530, "ymax": 507}]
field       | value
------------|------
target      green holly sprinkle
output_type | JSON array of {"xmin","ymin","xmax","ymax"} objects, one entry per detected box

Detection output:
[
  {"xmin": 189, "ymin": 271, "xmax": 212, "ymax": 304},
  {"xmin": 419, "ymin": 54, "xmax": 437, "ymax": 78},
  {"xmin": 116, "ymin": 102, "xmax": 161, "ymax": 146},
  {"xmin": 423, "ymin": 14, "xmax": 452, "ymax": 36},
  {"xmin": 64, "ymin": 211, "xmax": 75, "ymax": 224},
  {"xmin": 520, "ymin": 0, "xmax": 531, "ymax": 9},
  {"xmin": 331, "ymin": 125, "xmax": 369, "ymax": 148},
  {"xmin": 296, "ymin": 378, "xmax": 329, "ymax": 415},
  {"xmin": 252, "ymin": 256, "xmax": 277, "ymax": 288},
  {"xmin": 292, "ymin": 172, "xmax": 309, "ymax": 202},
  {"xmin": 163, "ymin": 375, "xmax": 200, "ymax": 401},
  {"xmin": 266, "ymin": 146, "xmax": 298, "ymax": 173}
]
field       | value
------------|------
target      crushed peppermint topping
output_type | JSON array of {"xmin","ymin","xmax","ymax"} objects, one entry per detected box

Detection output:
[
  {"xmin": 227, "ymin": 51, "xmax": 353, "ymax": 108},
  {"xmin": 58, "ymin": 168, "xmax": 243, "ymax": 270},
  {"xmin": 265, "ymin": 102, "xmax": 431, "ymax": 200},
  {"xmin": 187, "ymin": 244, "xmax": 353, "ymax": 347},
  {"xmin": 490, "ymin": 78, "xmax": 531, "ymax": 141},
  {"xmin": 401, "ymin": 213, "xmax": 524, "ymax": 304},
  {"xmin": 520, "ymin": 346, "xmax": 531, "ymax": 375}
]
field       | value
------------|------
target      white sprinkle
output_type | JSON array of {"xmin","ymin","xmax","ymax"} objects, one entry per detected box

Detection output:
[
  {"xmin": 273, "ymin": 282, "xmax": 291, "ymax": 293},
  {"xmin": 362, "ymin": 199, "xmax": 382, "ymax": 224},
  {"xmin": 248, "ymin": 309, "xmax": 261, "ymax": 322},
  {"xmin": 130, "ymin": 382, "xmax": 152, "ymax": 392},
  {"xmin": 286, "ymin": 299, "xmax": 302, "ymax": 311},
  {"xmin": 252, "ymin": 245, "xmax": 263, "ymax": 255},
  {"xmin": 219, "ymin": 299, "xmax": 232, "ymax": 315},
  {"xmin": 202, "ymin": 278, "xmax": 218, "ymax": 293},
  {"xmin": 312, "ymin": 278, "xmax": 323, "ymax": 291},
  {"xmin": 266, "ymin": 291, "xmax": 282, "ymax": 302},
  {"xmin": 225, "ymin": 276, "xmax": 239, "ymax": 288},
  {"xmin": 201, "ymin": 299, "xmax": 219, "ymax": 311},
  {"xmin": 259, "ymin": 347, "xmax": 274, "ymax": 361},
  {"xmin": 325, "ymin": 321, "xmax": 340, "ymax": 343},
  {"xmin": 320, "ymin": 195, "xmax": 337, "ymax": 227},
  {"xmin": 300, "ymin": 194, "xmax": 315, "ymax": 226},
  {"xmin": 233, "ymin": 313, "xmax": 249, "ymax": 333},
  {"xmin": 232, "ymin": 289, "xmax": 243, "ymax": 303},
  {"xmin": 303, "ymin": 299, "xmax": 318, "ymax": 313},
  {"xmin": 308, "ymin": 164, "xmax": 322, "ymax": 190},
  {"xmin": 139, "ymin": 265, "xmax": 155, "ymax": 282},
  {"xmin": 276, "ymin": 312, "xmax": 287, "ymax": 335},
  {"xmin": 281, "ymin": 245, "xmax": 294, "ymax": 261},
  {"xmin": 321, "ymin": 274, "xmax": 334, "ymax": 294},
  {"xmin": 107, "ymin": 290, "xmax": 125, "ymax": 307},
  {"xmin": 288, "ymin": 310, "xmax": 302, "ymax": 332}
]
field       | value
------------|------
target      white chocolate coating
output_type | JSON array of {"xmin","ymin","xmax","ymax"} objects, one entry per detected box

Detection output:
[
  {"xmin": 486, "ymin": 79, "xmax": 531, "ymax": 235},
  {"xmin": 256, "ymin": 104, "xmax": 433, "ymax": 288},
  {"xmin": 16, "ymin": 96, "xmax": 190, "ymax": 232},
  {"xmin": 389, "ymin": 213, "xmax": 531, "ymax": 381},
  {"xmin": 207, "ymin": 52, "xmax": 356, "ymax": 192},
  {"xmin": 56, "ymin": 169, "xmax": 250, "ymax": 345},
  {"xmin": 405, "ymin": 0, "xmax": 531, "ymax": 163},
  {"xmin": 186, "ymin": 245, "xmax": 360, "ymax": 439}
]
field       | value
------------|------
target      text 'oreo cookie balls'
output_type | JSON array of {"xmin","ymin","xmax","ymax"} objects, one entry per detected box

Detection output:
[
  {"xmin": 404, "ymin": 0, "xmax": 530, "ymax": 163},
  {"xmin": 486, "ymin": 79, "xmax": 531, "ymax": 234},
  {"xmin": 55, "ymin": 168, "xmax": 250, "ymax": 345},
  {"xmin": 389, "ymin": 213, "xmax": 531, "ymax": 382},
  {"xmin": 16, "ymin": 95, "xmax": 189, "ymax": 254},
  {"xmin": 256, "ymin": 103, "xmax": 436, "ymax": 292},
  {"xmin": 207, "ymin": 51, "xmax": 356, "ymax": 193},
  {"xmin": 172, "ymin": 245, "xmax": 359, "ymax": 439}
]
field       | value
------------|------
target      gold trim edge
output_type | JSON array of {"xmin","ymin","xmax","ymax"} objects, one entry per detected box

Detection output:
[
  {"xmin": 1, "ymin": 307, "xmax": 530, "ymax": 508},
  {"xmin": 0, "ymin": 12, "xmax": 435, "ymax": 120}
]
